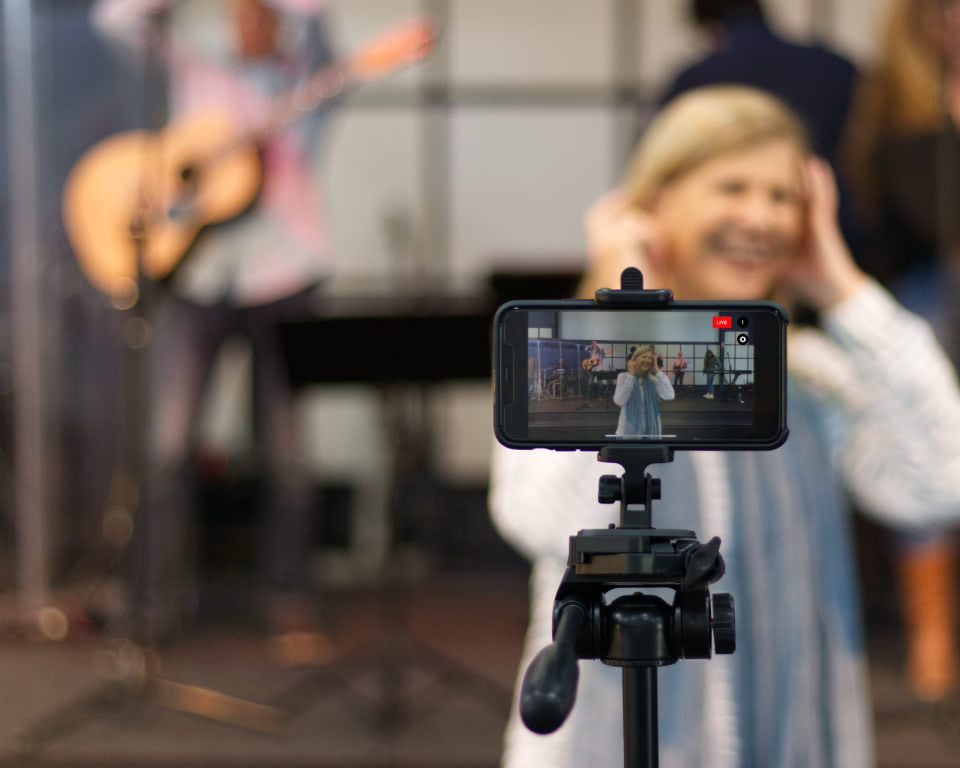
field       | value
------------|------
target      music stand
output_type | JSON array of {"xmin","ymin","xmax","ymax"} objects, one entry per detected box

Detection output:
[{"xmin": 270, "ymin": 305, "xmax": 513, "ymax": 731}]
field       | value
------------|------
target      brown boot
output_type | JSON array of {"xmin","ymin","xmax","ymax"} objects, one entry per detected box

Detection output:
[{"xmin": 896, "ymin": 540, "xmax": 959, "ymax": 701}]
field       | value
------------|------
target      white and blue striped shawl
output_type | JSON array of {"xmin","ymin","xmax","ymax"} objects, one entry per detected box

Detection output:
[{"xmin": 497, "ymin": 394, "xmax": 871, "ymax": 768}]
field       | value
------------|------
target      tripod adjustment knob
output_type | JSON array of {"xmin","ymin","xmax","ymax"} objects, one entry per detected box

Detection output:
[
  {"xmin": 598, "ymin": 475, "xmax": 621, "ymax": 504},
  {"xmin": 711, "ymin": 593, "xmax": 736, "ymax": 655},
  {"xmin": 649, "ymin": 477, "xmax": 661, "ymax": 501}
]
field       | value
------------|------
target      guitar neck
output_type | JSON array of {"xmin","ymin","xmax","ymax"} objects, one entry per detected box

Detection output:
[
  {"xmin": 250, "ymin": 63, "xmax": 349, "ymax": 145},
  {"xmin": 195, "ymin": 63, "xmax": 349, "ymax": 172},
  {"xmin": 201, "ymin": 17, "xmax": 436, "ymax": 166}
]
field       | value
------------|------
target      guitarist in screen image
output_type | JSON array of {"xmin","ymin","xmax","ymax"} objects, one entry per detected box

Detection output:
[
  {"xmin": 582, "ymin": 340, "xmax": 606, "ymax": 402},
  {"xmin": 84, "ymin": 0, "xmax": 432, "ymax": 649}
]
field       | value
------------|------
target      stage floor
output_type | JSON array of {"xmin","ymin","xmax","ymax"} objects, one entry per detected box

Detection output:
[{"xmin": 0, "ymin": 571, "xmax": 957, "ymax": 767}]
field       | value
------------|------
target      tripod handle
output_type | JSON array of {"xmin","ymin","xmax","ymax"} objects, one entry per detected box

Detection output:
[
  {"xmin": 519, "ymin": 603, "xmax": 585, "ymax": 734},
  {"xmin": 682, "ymin": 536, "xmax": 725, "ymax": 589}
]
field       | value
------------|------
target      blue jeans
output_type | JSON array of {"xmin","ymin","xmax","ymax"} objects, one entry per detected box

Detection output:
[
  {"xmin": 706, "ymin": 372, "xmax": 716, "ymax": 394},
  {"xmin": 136, "ymin": 289, "xmax": 317, "ymax": 640}
]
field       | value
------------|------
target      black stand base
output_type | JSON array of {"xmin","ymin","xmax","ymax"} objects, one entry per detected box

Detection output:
[{"xmin": 518, "ymin": 446, "xmax": 735, "ymax": 768}]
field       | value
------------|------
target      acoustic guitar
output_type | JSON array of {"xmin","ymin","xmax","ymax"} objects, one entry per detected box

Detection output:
[{"xmin": 62, "ymin": 17, "xmax": 436, "ymax": 300}]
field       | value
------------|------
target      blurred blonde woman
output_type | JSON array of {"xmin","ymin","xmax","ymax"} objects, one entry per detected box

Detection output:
[
  {"xmin": 846, "ymin": 0, "xmax": 960, "ymax": 702},
  {"xmin": 490, "ymin": 85, "xmax": 960, "ymax": 767}
]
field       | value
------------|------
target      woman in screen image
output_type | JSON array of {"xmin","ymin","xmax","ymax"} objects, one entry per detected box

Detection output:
[
  {"xmin": 489, "ymin": 85, "xmax": 960, "ymax": 768},
  {"xmin": 613, "ymin": 344, "xmax": 674, "ymax": 436},
  {"xmin": 703, "ymin": 347, "xmax": 720, "ymax": 398}
]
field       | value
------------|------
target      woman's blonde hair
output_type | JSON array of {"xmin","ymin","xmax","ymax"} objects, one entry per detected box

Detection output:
[
  {"xmin": 629, "ymin": 345, "xmax": 658, "ymax": 381},
  {"xmin": 623, "ymin": 86, "xmax": 809, "ymax": 209},
  {"xmin": 629, "ymin": 344, "xmax": 656, "ymax": 362}
]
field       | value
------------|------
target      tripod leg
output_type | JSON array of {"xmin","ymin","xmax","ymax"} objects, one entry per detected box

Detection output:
[{"xmin": 622, "ymin": 666, "xmax": 658, "ymax": 768}]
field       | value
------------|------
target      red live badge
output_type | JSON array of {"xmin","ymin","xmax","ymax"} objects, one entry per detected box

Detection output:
[{"xmin": 712, "ymin": 316, "xmax": 732, "ymax": 328}]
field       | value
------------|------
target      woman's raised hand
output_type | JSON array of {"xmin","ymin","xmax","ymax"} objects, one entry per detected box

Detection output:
[
  {"xmin": 780, "ymin": 157, "xmax": 866, "ymax": 310},
  {"xmin": 580, "ymin": 189, "xmax": 669, "ymax": 297}
]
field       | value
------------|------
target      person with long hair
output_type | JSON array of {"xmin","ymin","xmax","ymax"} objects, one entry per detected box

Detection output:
[
  {"xmin": 702, "ymin": 347, "xmax": 720, "ymax": 398},
  {"xmin": 845, "ymin": 0, "xmax": 960, "ymax": 703},
  {"xmin": 613, "ymin": 344, "xmax": 674, "ymax": 436},
  {"xmin": 490, "ymin": 86, "xmax": 960, "ymax": 767},
  {"xmin": 847, "ymin": 0, "xmax": 960, "ymax": 293}
]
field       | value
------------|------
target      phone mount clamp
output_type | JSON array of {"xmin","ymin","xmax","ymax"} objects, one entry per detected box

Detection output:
[{"xmin": 517, "ymin": 269, "xmax": 736, "ymax": 768}]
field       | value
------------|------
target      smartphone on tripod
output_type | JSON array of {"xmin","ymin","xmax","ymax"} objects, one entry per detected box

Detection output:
[{"xmin": 494, "ymin": 299, "xmax": 788, "ymax": 451}]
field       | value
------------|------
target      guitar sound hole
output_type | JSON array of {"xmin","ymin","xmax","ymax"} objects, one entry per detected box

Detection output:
[{"xmin": 180, "ymin": 165, "xmax": 194, "ymax": 182}]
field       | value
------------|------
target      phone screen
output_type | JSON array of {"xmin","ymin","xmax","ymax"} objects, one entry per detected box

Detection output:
[{"xmin": 495, "ymin": 301, "xmax": 787, "ymax": 450}]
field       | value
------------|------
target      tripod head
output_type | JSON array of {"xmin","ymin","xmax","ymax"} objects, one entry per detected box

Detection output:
[
  {"xmin": 516, "ymin": 270, "xmax": 736, "ymax": 765},
  {"xmin": 519, "ymin": 447, "xmax": 735, "ymax": 733}
]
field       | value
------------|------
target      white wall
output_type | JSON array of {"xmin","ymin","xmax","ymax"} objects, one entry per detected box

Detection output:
[
  {"xmin": 322, "ymin": 0, "xmax": 884, "ymax": 286},
  {"xmin": 449, "ymin": 0, "xmax": 618, "ymax": 86}
]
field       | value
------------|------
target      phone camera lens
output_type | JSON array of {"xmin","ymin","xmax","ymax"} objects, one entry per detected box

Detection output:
[
  {"xmin": 737, "ymin": 333, "xmax": 749, "ymax": 345},
  {"xmin": 737, "ymin": 316, "xmax": 749, "ymax": 328}
]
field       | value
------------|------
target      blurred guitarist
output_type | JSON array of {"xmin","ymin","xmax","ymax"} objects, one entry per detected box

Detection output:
[{"xmin": 91, "ymin": 0, "xmax": 337, "ymax": 648}]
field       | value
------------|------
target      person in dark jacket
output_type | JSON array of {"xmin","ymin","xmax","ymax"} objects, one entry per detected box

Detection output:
[{"xmin": 659, "ymin": 0, "xmax": 864, "ymax": 261}]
